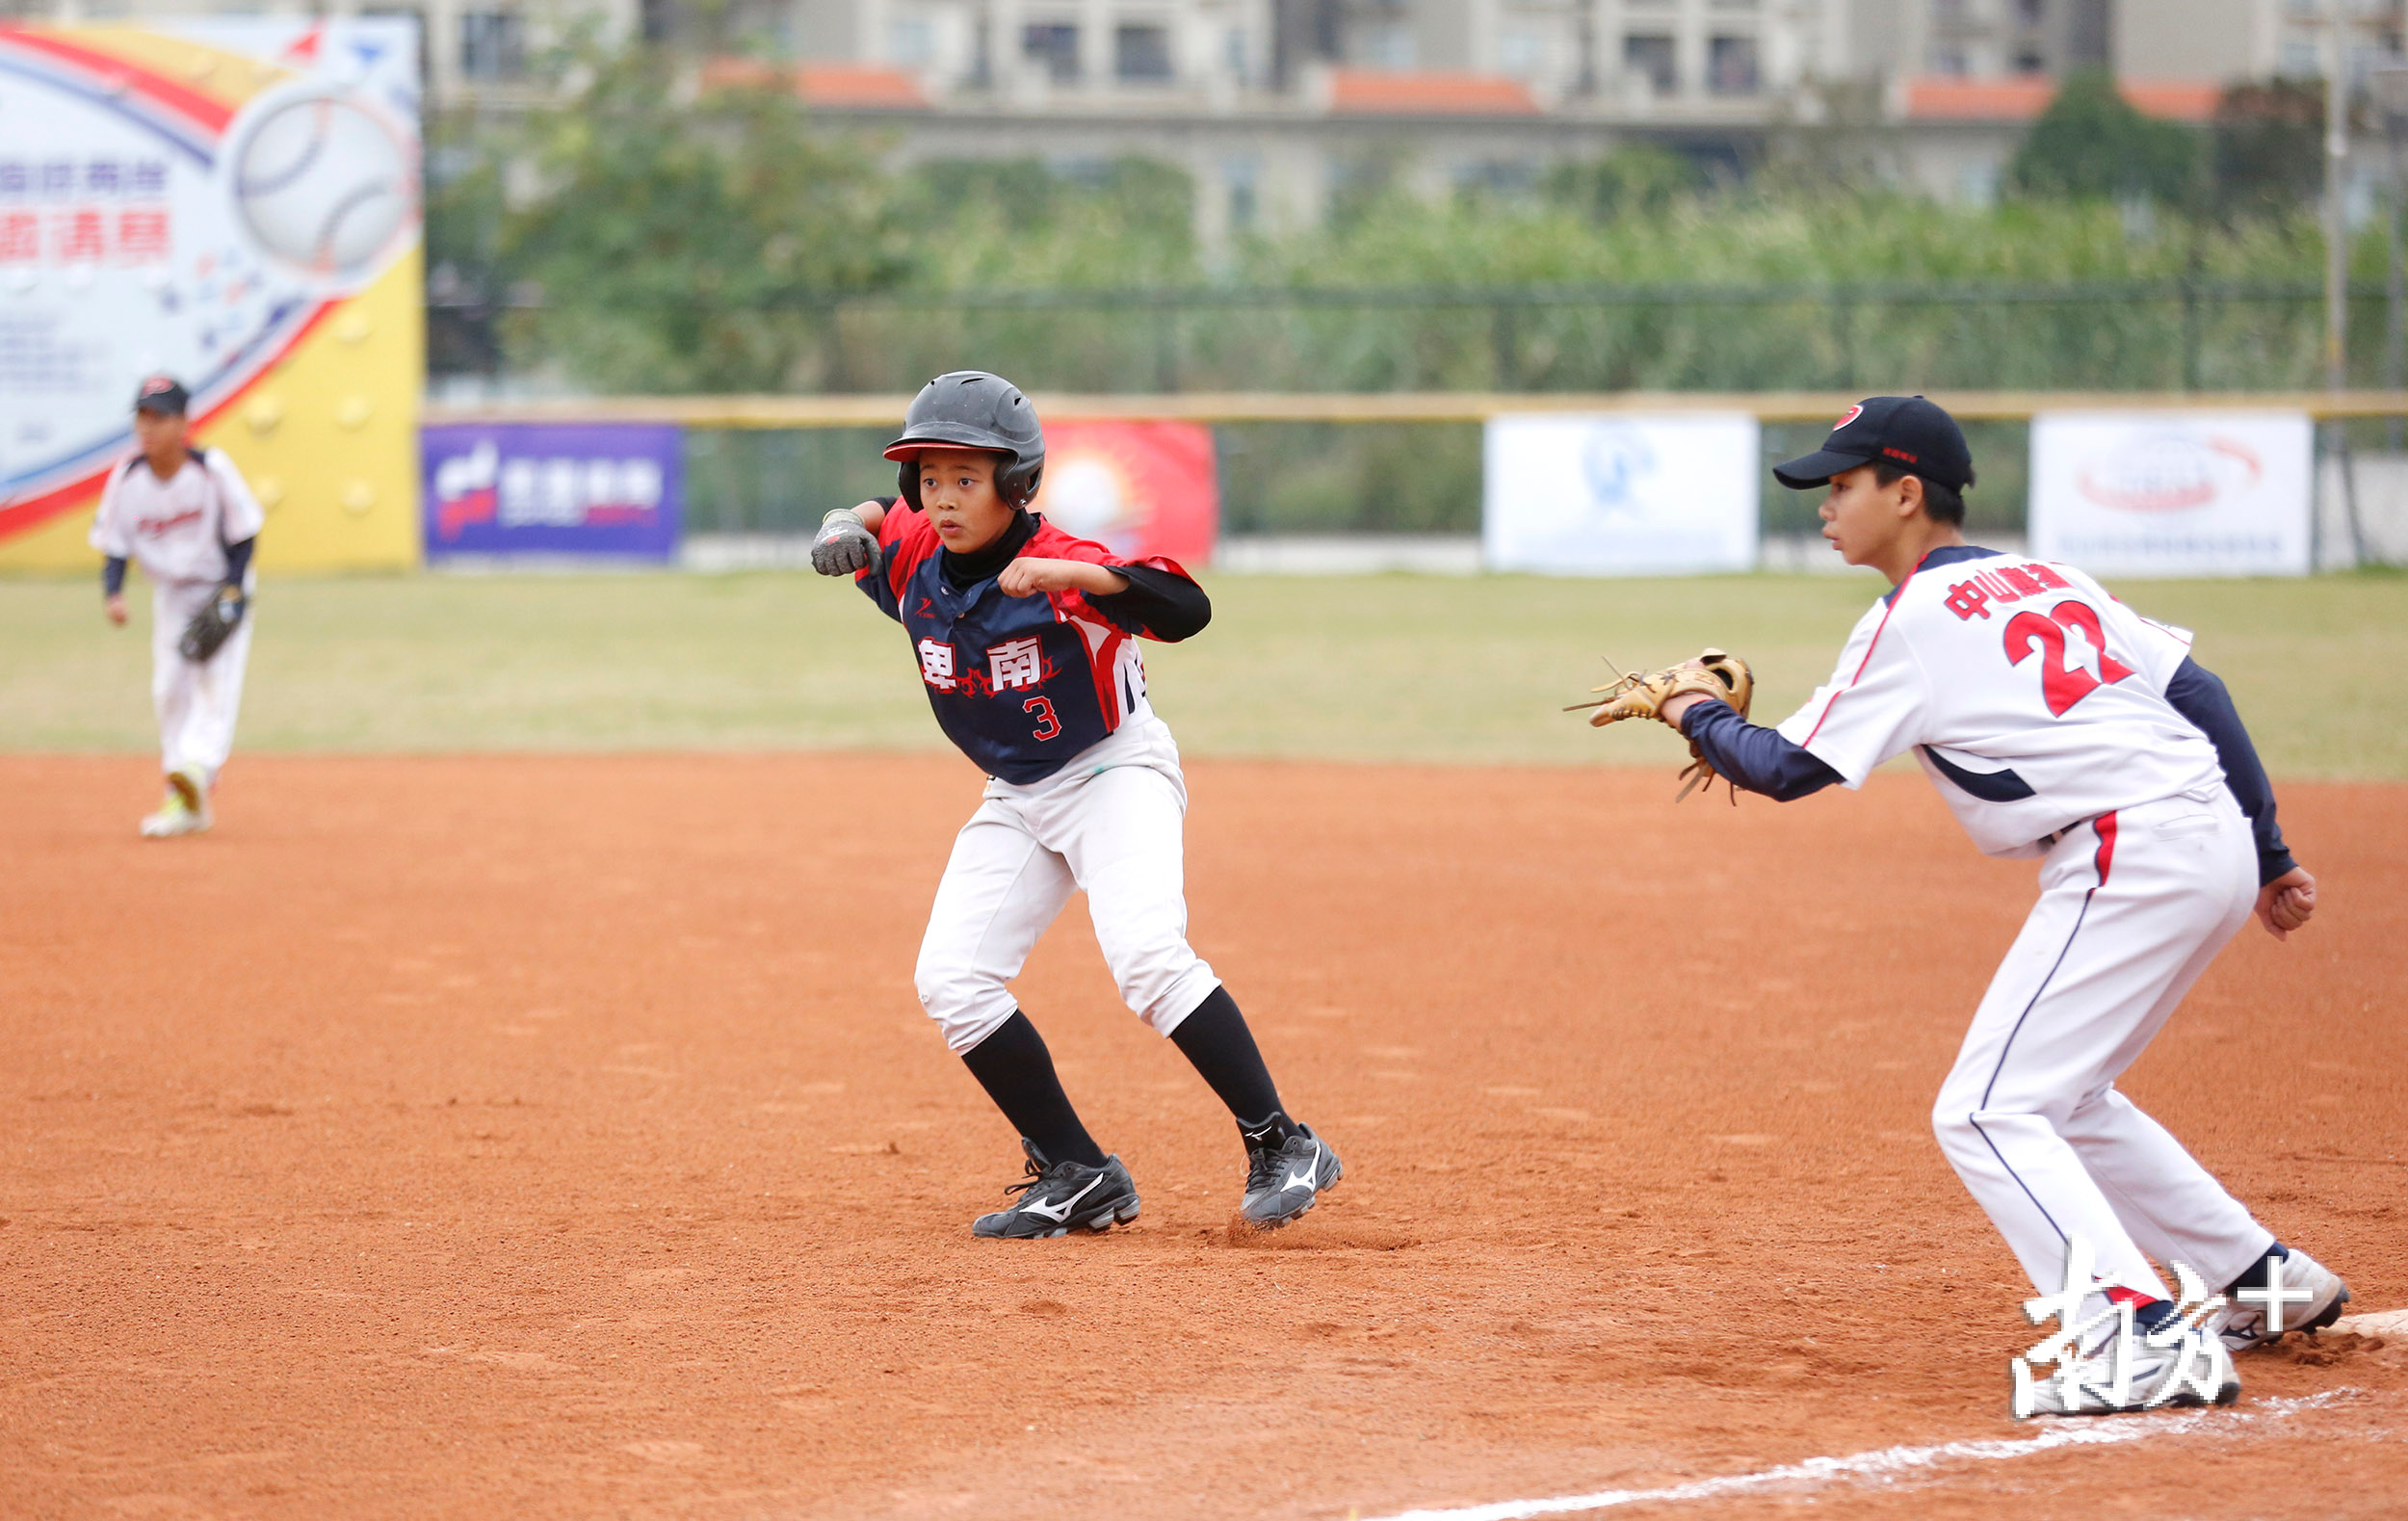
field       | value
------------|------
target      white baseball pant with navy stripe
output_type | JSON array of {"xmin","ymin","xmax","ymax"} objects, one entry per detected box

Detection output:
[
  {"xmin": 913, "ymin": 714, "xmax": 1223, "ymax": 1053},
  {"xmin": 1931, "ymin": 786, "xmax": 2272, "ymax": 1304}
]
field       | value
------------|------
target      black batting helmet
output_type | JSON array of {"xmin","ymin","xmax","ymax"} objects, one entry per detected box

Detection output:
[{"xmin": 882, "ymin": 371, "xmax": 1044, "ymax": 509}]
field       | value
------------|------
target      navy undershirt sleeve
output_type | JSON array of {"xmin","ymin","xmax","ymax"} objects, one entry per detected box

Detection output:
[
  {"xmin": 222, "ymin": 536, "xmax": 255, "ymax": 585},
  {"xmin": 1679, "ymin": 700, "xmax": 1845, "ymax": 802},
  {"xmin": 1089, "ymin": 564, "xmax": 1211, "ymax": 642},
  {"xmin": 103, "ymin": 556, "xmax": 127, "ymax": 596},
  {"xmin": 2164, "ymin": 657, "xmax": 2297, "ymax": 885}
]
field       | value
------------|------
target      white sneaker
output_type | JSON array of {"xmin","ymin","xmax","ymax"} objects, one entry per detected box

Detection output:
[
  {"xmin": 2210, "ymin": 1247, "xmax": 2351, "ymax": 1351},
  {"xmin": 139, "ymin": 769, "xmax": 212, "ymax": 838},
  {"xmin": 2017, "ymin": 1325, "xmax": 2240, "ymax": 1418}
]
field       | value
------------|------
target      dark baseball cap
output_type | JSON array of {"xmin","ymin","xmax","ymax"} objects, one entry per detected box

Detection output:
[
  {"xmin": 1772, "ymin": 395, "xmax": 1975, "ymax": 491},
  {"xmin": 133, "ymin": 374, "xmax": 190, "ymax": 415}
]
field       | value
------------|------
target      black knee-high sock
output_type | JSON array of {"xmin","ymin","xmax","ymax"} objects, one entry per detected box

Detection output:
[
  {"xmin": 959, "ymin": 1010, "xmax": 1108, "ymax": 1168},
  {"xmin": 1169, "ymin": 987, "xmax": 1297, "ymax": 1146}
]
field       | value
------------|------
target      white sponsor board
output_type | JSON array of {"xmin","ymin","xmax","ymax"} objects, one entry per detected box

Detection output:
[
  {"xmin": 1483, "ymin": 412, "xmax": 1760, "ymax": 575},
  {"xmin": 2028, "ymin": 411, "xmax": 2312, "ymax": 577}
]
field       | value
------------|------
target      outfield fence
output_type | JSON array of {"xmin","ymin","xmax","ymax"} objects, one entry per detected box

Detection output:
[{"xmin": 421, "ymin": 390, "xmax": 2408, "ymax": 564}]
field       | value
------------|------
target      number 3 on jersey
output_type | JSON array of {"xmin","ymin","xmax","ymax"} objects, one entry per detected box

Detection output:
[
  {"xmin": 2003, "ymin": 599, "xmax": 2135, "ymax": 717},
  {"xmin": 1023, "ymin": 695, "xmax": 1062, "ymax": 741}
]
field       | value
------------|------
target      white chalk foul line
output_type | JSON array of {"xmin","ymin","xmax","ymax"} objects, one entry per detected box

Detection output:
[{"xmin": 1359, "ymin": 1390, "xmax": 2358, "ymax": 1521}]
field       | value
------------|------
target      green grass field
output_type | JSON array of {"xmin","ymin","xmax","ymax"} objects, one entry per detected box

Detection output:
[{"xmin": 3, "ymin": 569, "xmax": 2403, "ymax": 776}]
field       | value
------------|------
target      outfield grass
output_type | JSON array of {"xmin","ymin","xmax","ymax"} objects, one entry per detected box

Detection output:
[{"xmin": 3, "ymin": 568, "xmax": 2402, "ymax": 776}]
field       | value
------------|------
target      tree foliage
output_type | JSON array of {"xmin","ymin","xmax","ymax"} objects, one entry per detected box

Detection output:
[
  {"xmin": 425, "ymin": 42, "xmax": 2375, "ymax": 399},
  {"xmin": 2009, "ymin": 68, "xmax": 2203, "ymax": 204},
  {"xmin": 2212, "ymin": 79, "xmax": 2326, "ymax": 216},
  {"xmin": 496, "ymin": 47, "xmax": 909, "ymax": 391},
  {"xmin": 1541, "ymin": 145, "xmax": 1702, "ymax": 223}
]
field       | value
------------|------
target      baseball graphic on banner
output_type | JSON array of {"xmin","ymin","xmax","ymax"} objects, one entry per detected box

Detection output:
[{"xmin": 229, "ymin": 88, "xmax": 415, "ymax": 275}]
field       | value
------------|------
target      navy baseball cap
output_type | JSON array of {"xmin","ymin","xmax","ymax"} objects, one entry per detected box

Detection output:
[
  {"xmin": 1772, "ymin": 395, "xmax": 1975, "ymax": 491},
  {"xmin": 133, "ymin": 374, "xmax": 190, "ymax": 415}
]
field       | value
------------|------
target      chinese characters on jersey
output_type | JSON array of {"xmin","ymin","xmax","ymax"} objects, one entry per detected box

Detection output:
[{"xmin": 914, "ymin": 636, "xmax": 1052, "ymax": 698}]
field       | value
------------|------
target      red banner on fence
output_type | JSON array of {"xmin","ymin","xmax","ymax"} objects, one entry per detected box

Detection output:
[{"xmin": 1030, "ymin": 420, "xmax": 1219, "ymax": 566}]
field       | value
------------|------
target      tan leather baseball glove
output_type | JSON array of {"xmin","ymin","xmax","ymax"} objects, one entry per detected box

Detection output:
[{"xmin": 1566, "ymin": 647, "xmax": 1755, "ymax": 802}]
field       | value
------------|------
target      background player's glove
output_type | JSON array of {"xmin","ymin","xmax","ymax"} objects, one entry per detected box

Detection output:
[
  {"xmin": 177, "ymin": 583, "xmax": 247, "ymax": 663},
  {"xmin": 1566, "ymin": 647, "xmax": 1754, "ymax": 803},
  {"xmin": 811, "ymin": 509, "xmax": 878, "ymax": 577}
]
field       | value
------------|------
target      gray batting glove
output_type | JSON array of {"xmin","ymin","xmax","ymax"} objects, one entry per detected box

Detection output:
[{"xmin": 811, "ymin": 509, "xmax": 877, "ymax": 576}]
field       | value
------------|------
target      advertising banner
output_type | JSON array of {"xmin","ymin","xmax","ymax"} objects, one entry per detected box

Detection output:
[
  {"xmin": 423, "ymin": 424, "xmax": 683, "ymax": 561},
  {"xmin": 0, "ymin": 19, "xmax": 424, "ymax": 571},
  {"xmin": 1029, "ymin": 420, "xmax": 1218, "ymax": 565},
  {"xmin": 2028, "ymin": 411, "xmax": 2312, "ymax": 577},
  {"xmin": 1483, "ymin": 413, "xmax": 1760, "ymax": 575}
]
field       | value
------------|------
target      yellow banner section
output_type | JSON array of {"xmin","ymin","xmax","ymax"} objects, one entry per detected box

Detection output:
[
  {"xmin": 0, "ymin": 251, "xmax": 423, "ymax": 574},
  {"xmin": 0, "ymin": 21, "xmax": 422, "ymax": 574}
]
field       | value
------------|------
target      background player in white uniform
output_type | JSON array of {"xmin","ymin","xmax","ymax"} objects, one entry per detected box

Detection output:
[
  {"xmin": 809, "ymin": 371, "xmax": 1342, "ymax": 1237},
  {"xmin": 1656, "ymin": 397, "xmax": 2347, "ymax": 1415},
  {"xmin": 91, "ymin": 376, "xmax": 265, "ymax": 838}
]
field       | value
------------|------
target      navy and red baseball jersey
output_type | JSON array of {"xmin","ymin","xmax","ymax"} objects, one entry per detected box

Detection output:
[{"xmin": 856, "ymin": 506, "xmax": 1204, "ymax": 784}]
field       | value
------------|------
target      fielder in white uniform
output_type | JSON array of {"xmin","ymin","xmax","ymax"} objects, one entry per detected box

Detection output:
[
  {"xmin": 809, "ymin": 371, "xmax": 1343, "ymax": 1237},
  {"xmin": 90, "ymin": 375, "xmax": 264, "ymax": 838},
  {"xmin": 1659, "ymin": 397, "xmax": 2348, "ymax": 1417}
]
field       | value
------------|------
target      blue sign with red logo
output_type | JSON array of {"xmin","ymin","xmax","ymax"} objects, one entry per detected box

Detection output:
[{"xmin": 422, "ymin": 423, "xmax": 681, "ymax": 560}]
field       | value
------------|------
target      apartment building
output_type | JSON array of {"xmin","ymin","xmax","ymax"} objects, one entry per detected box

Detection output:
[{"xmin": 8, "ymin": 0, "xmax": 2400, "ymax": 225}]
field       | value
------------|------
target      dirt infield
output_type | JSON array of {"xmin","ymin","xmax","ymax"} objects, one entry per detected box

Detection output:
[{"xmin": 4, "ymin": 753, "xmax": 2404, "ymax": 1520}]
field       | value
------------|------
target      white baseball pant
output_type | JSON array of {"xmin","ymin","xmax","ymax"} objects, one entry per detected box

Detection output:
[
  {"xmin": 914, "ymin": 718, "xmax": 1223, "ymax": 1053},
  {"xmin": 150, "ymin": 576, "xmax": 254, "ymax": 788},
  {"xmin": 1932, "ymin": 786, "xmax": 2272, "ymax": 1305}
]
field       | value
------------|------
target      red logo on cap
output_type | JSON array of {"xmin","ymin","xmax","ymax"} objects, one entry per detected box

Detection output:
[
  {"xmin": 1833, "ymin": 404, "xmax": 1864, "ymax": 430},
  {"xmin": 140, "ymin": 376, "xmax": 176, "ymax": 396}
]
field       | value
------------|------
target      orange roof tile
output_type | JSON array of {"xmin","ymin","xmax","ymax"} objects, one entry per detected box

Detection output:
[
  {"xmin": 1328, "ymin": 69, "xmax": 1540, "ymax": 117},
  {"xmin": 796, "ymin": 65, "xmax": 928, "ymax": 111},
  {"xmin": 1905, "ymin": 75, "xmax": 2222, "ymax": 123},
  {"xmin": 2121, "ymin": 80, "xmax": 2222, "ymax": 122},
  {"xmin": 700, "ymin": 58, "xmax": 929, "ymax": 111}
]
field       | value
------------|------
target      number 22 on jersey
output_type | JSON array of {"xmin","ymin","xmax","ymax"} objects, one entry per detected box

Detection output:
[{"xmin": 2003, "ymin": 599, "xmax": 2135, "ymax": 717}]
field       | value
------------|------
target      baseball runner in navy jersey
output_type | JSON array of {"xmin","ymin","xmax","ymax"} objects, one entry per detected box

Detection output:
[
  {"xmin": 1641, "ymin": 398, "xmax": 2348, "ymax": 1415},
  {"xmin": 810, "ymin": 371, "xmax": 1341, "ymax": 1236}
]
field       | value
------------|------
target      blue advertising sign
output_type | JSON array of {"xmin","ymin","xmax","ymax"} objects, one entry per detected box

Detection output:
[{"xmin": 423, "ymin": 423, "xmax": 682, "ymax": 560}]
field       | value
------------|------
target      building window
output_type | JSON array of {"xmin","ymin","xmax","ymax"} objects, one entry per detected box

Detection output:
[
  {"xmin": 1499, "ymin": 29, "xmax": 1546, "ymax": 79},
  {"xmin": 1115, "ymin": 23, "xmax": 1172, "ymax": 81},
  {"xmin": 1624, "ymin": 34, "xmax": 1676, "ymax": 95},
  {"xmin": 1023, "ymin": 23, "xmax": 1081, "ymax": 83},
  {"xmin": 1226, "ymin": 26, "xmax": 1249, "ymax": 85},
  {"xmin": 888, "ymin": 15, "xmax": 936, "ymax": 66},
  {"xmin": 1360, "ymin": 22, "xmax": 1416, "ymax": 69},
  {"xmin": 1928, "ymin": 44, "xmax": 1969, "ymax": 75},
  {"xmin": 459, "ymin": 10, "xmax": 526, "ymax": 81},
  {"xmin": 2013, "ymin": 47, "xmax": 2046, "ymax": 72},
  {"xmin": 1709, "ymin": 36, "xmax": 1759, "ymax": 94},
  {"xmin": 2014, "ymin": 0, "xmax": 2046, "ymax": 21}
]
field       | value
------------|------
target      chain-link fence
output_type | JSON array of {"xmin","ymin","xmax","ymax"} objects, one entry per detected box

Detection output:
[{"xmin": 435, "ymin": 279, "xmax": 2406, "ymax": 397}]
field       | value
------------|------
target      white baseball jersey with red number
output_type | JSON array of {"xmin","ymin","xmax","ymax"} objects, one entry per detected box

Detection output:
[
  {"xmin": 1776, "ymin": 544, "xmax": 2282, "ymax": 1320},
  {"xmin": 1776, "ymin": 550, "xmax": 2222, "ymax": 856}
]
